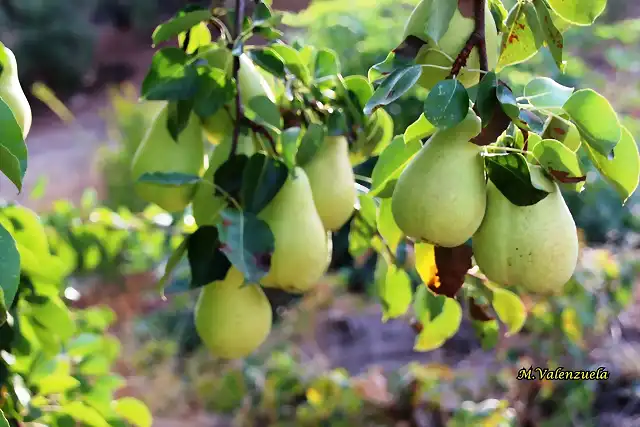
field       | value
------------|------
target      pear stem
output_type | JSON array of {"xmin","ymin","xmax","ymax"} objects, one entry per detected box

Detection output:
[
  {"xmin": 231, "ymin": 0, "xmax": 245, "ymax": 157},
  {"xmin": 449, "ymin": 0, "xmax": 489, "ymax": 78}
]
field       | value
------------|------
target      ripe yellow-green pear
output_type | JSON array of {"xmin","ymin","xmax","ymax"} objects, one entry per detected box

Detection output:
[
  {"xmin": 194, "ymin": 267, "xmax": 272, "ymax": 359},
  {"xmin": 303, "ymin": 135, "xmax": 357, "ymax": 231},
  {"xmin": 258, "ymin": 167, "xmax": 331, "ymax": 292},
  {"xmin": 131, "ymin": 104, "xmax": 205, "ymax": 213},
  {"xmin": 404, "ymin": 0, "xmax": 499, "ymax": 90},
  {"xmin": 472, "ymin": 170, "xmax": 579, "ymax": 295},
  {"xmin": 0, "ymin": 44, "xmax": 32, "ymax": 139},
  {"xmin": 391, "ymin": 109, "xmax": 485, "ymax": 247},
  {"xmin": 201, "ymin": 47, "xmax": 276, "ymax": 145},
  {"xmin": 192, "ymin": 133, "xmax": 256, "ymax": 226}
]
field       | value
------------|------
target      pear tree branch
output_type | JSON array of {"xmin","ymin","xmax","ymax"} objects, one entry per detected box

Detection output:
[
  {"xmin": 231, "ymin": 0, "xmax": 245, "ymax": 156},
  {"xmin": 449, "ymin": 0, "xmax": 489, "ymax": 77}
]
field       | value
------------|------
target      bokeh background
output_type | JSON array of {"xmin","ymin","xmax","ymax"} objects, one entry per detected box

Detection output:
[{"xmin": 0, "ymin": 0, "xmax": 639, "ymax": 425}]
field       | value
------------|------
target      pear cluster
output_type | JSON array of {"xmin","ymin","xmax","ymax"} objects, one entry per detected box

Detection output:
[
  {"xmin": 391, "ymin": 109, "xmax": 579, "ymax": 295},
  {"xmin": 129, "ymin": 46, "xmax": 358, "ymax": 359}
]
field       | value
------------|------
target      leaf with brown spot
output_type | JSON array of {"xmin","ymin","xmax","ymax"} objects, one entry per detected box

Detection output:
[
  {"xmin": 469, "ymin": 297, "xmax": 495, "ymax": 321},
  {"xmin": 472, "ymin": 107, "xmax": 511, "ymax": 146},
  {"xmin": 392, "ymin": 36, "xmax": 426, "ymax": 62},
  {"xmin": 548, "ymin": 169, "xmax": 587, "ymax": 184},
  {"xmin": 458, "ymin": 0, "xmax": 475, "ymax": 18},
  {"xmin": 429, "ymin": 245, "xmax": 473, "ymax": 298}
]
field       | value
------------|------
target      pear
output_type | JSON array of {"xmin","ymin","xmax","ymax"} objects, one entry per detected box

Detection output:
[
  {"xmin": 191, "ymin": 133, "xmax": 256, "ymax": 226},
  {"xmin": 472, "ymin": 171, "xmax": 579, "ymax": 295},
  {"xmin": 391, "ymin": 109, "xmax": 485, "ymax": 247},
  {"xmin": 404, "ymin": 0, "xmax": 499, "ymax": 91},
  {"xmin": 0, "ymin": 44, "xmax": 32, "ymax": 139},
  {"xmin": 258, "ymin": 167, "xmax": 331, "ymax": 292},
  {"xmin": 303, "ymin": 136, "xmax": 357, "ymax": 231},
  {"xmin": 194, "ymin": 266, "xmax": 272, "ymax": 359},
  {"xmin": 201, "ymin": 48, "xmax": 276, "ymax": 145},
  {"xmin": 131, "ymin": 104, "xmax": 205, "ymax": 213}
]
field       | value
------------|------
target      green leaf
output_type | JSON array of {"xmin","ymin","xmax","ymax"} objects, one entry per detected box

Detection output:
[
  {"xmin": 546, "ymin": 0, "xmax": 605, "ymax": 25},
  {"xmin": 296, "ymin": 123, "xmax": 325, "ymax": 167},
  {"xmin": 167, "ymin": 100, "xmax": 194, "ymax": 141},
  {"xmin": 156, "ymin": 237, "xmax": 188, "ymax": 294},
  {"xmin": 0, "ymin": 97, "xmax": 28, "ymax": 191},
  {"xmin": 490, "ymin": 287, "xmax": 526, "ymax": 336},
  {"xmin": 533, "ymin": 0, "xmax": 565, "ymax": 71},
  {"xmin": 423, "ymin": 79, "xmax": 469, "ymax": 129},
  {"xmin": 193, "ymin": 67, "xmax": 235, "ymax": 118},
  {"xmin": 252, "ymin": 1, "xmax": 273, "ymax": 25},
  {"xmin": 270, "ymin": 44, "xmax": 311, "ymax": 84},
  {"xmin": 67, "ymin": 333, "xmax": 104, "ymax": 357},
  {"xmin": 414, "ymin": 293, "xmax": 462, "ymax": 352},
  {"xmin": 425, "ymin": 0, "xmax": 457, "ymax": 44},
  {"xmin": 475, "ymin": 72, "xmax": 498, "ymax": 126},
  {"xmin": 62, "ymin": 401, "xmax": 109, "ymax": 427},
  {"xmin": 217, "ymin": 209, "xmax": 275, "ymax": 283},
  {"xmin": 280, "ymin": 127, "xmax": 302, "ymax": 171},
  {"xmin": 0, "ymin": 409, "xmax": 8, "ymax": 427},
  {"xmin": 523, "ymin": 77, "xmax": 573, "ymax": 114},
  {"xmin": 489, "ymin": 0, "xmax": 509, "ymax": 33},
  {"xmin": 563, "ymin": 89, "xmax": 622, "ymax": 157},
  {"xmin": 370, "ymin": 136, "xmax": 422, "ymax": 198},
  {"xmin": 497, "ymin": 2, "xmax": 545, "ymax": 70},
  {"xmin": 584, "ymin": 125, "xmax": 640, "ymax": 204},
  {"xmin": 378, "ymin": 261, "xmax": 413, "ymax": 322},
  {"xmin": 473, "ymin": 319, "xmax": 500, "ymax": 350},
  {"xmin": 404, "ymin": 114, "xmax": 435, "ymax": 143},
  {"xmin": 137, "ymin": 172, "xmax": 201, "ymax": 186},
  {"xmin": 140, "ymin": 48, "xmax": 199, "ymax": 101},
  {"xmin": 0, "ymin": 223, "xmax": 19, "ymax": 309},
  {"xmin": 152, "ymin": 9, "xmax": 212, "ymax": 44},
  {"xmin": 29, "ymin": 296, "xmax": 76, "ymax": 342},
  {"xmin": 241, "ymin": 154, "xmax": 289, "ymax": 214},
  {"xmin": 178, "ymin": 22, "xmax": 212, "ymax": 54},
  {"xmin": 37, "ymin": 374, "xmax": 80, "ymax": 395},
  {"xmin": 532, "ymin": 139, "xmax": 586, "ymax": 191},
  {"xmin": 314, "ymin": 48, "xmax": 340, "ymax": 80},
  {"xmin": 485, "ymin": 152, "xmax": 551, "ymax": 206},
  {"xmin": 542, "ymin": 116, "xmax": 581, "ymax": 151},
  {"xmin": 187, "ymin": 226, "xmax": 231, "ymax": 288},
  {"xmin": 113, "ymin": 398, "xmax": 152, "ymax": 427},
  {"xmin": 248, "ymin": 48, "xmax": 286, "ymax": 79},
  {"xmin": 363, "ymin": 65, "xmax": 422, "ymax": 116},
  {"xmin": 348, "ymin": 194, "xmax": 377, "ymax": 258},
  {"xmin": 376, "ymin": 199, "xmax": 402, "ymax": 253},
  {"xmin": 342, "ymin": 75, "xmax": 374, "ymax": 109}
]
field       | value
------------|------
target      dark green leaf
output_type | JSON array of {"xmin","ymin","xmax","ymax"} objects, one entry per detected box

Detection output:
[
  {"xmin": 187, "ymin": 226, "xmax": 231, "ymax": 288},
  {"xmin": 270, "ymin": 44, "xmax": 311, "ymax": 84},
  {"xmin": 248, "ymin": 49, "xmax": 286, "ymax": 79},
  {"xmin": 0, "ymin": 97, "xmax": 28, "ymax": 191},
  {"xmin": 137, "ymin": 172, "xmax": 201, "ymax": 186},
  {"xmin": 252, "ymin": 2, "xmax": 273, "ymax": 26},
  {"xmin": 167, "ymin": 100, "xmax": 194, "ymax": 141},
  {"xmin": 241, "ymin": 154, "xmax": 289, "ymax": 214},
  {"xmin": 327, "ymin": 109, "xmax": 349, "ymax": 136},
  {"xmin": 424, "ymin": 79, "xmax": 470, "ymax": 129},
  {"xmin": 314, "ymin": 49, "xmax": 340, "ymax": 80},
  {"xmin": 296, "ymin": 123, "xmax": 325, "ymax": 167},
  {"xmin": 156, "ymin": 237, "xmax": 188, "ymax": 293},
  {"xmin": 0, "ymin": 223, "xmax": 19, "ymax": 309},
  {"xmin": 141, "ymin": 48, "xmax": 199, "ymax": 101},
  {"xmin": 254, "ymin": 26, "xmax": 284, "ymax": 40},
  {"xmin": 193, "ymin": 67, "xmax": 235, "ymax": 118},
  {"xmin": 214, "ymin": 154, "xmax": 250, "ymax": 202},
  {"xmin": 475, "ymin": 72, "xmax": 498, "ymax": 126},
  {"xmin": 367, "ymin": 50, "xmax": 415, "ymax": 84},
  {"xmin": 486, "ymin": 153, "xmax": 551, "ymax": 206},
  {"xmin": 152, "ymin": 9, "xmax": 212, "ymax": 44},
  {"xmin": 216, "ymin": 209, "xmax": 274, "ymax": 283},
  {"xmin": 364, "ymin": 65, "xmax": 422, "ymax": 115}
]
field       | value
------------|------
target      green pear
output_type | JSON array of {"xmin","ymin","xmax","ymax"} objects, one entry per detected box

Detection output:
[
  {"xmin": 303, "ymin": 135, "xmax": 357, "ymax": 231},
  {"xmin": 0, "ymin": 44, "xmax": 32, "ymax": 139},
  {"xmin": 258, "ymin": 167, "xmax": 331, "ymax": 292},
  {"xmin": 404, "ymin": 0, "xmax": 499, "ymax": 91},
  {"xmin": 201, "ymin": 48, "xmax": 276, "ymax": 145},
  {"xmin": 472, "ymin": 170, "xmax": 579, "ymax": 295},
  {"xmin": 191, "ymin": 133, "xmax": 256, "ymax": 227},
  {"xmin": 391, "ymin": 109, "xmax": 485, "ymax": 247},
  {"xmin": 195, "ymin": 267, "xmax": 272, "ymax": 359},
  {"xmin": 131, "ymin": 104, "xmax": 205, "ymax": 213}
]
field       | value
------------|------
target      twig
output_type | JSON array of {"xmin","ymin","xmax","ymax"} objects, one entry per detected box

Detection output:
[
  {"xmin": 449, "ymin": 0, "xmax": 489, "ymax": 78},
  {"xmin": 231, "ymin": 0, "xmax": 245, "ymax": 156}
]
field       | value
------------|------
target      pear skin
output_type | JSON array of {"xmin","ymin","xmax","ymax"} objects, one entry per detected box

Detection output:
[
  {"xmin": 131, "ymin": 104, "xmax": 205, "ymax": 213},
  {"xmin": 195, "ymin": 267, "xmax": 272, "ymax": 359},
  {"xmin": 192, "ymin": 134, "xmax": 256, "ymax": 226},
  {"xmin": 303, "ymin": 136, "xmax": 357, "ymax": 231},
  {"xmin": 0, "ymin": 44, "xmax": 32, "ymax": 139},
  {"xmin": 391, "ymin": 109, "xmax": 485, "ymax": 247},
  {"xmin": 404, "ymin": 0, "xmax": 499, "ymax": 90},
  {"xmin": 202, "ymin": 49, "xmax": 276, "ymax": 145},
  {"xmin": 472, "ymin": 173, "xmax": 579, "ymax": 295},
  {"xmin": 257, "ymin": 167, "xmax": 331, "ymax": 292}
]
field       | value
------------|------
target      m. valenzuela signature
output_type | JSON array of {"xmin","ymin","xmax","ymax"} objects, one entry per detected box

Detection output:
[{"xmin": 517, "ymin": 366, "xmax": 610, "ymax": 381}]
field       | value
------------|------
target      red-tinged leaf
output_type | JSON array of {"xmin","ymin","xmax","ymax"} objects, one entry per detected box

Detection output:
[
  {"xmin": 472, "ymin": 107, "xmax": 511, "ymax": 146},
  {"xmin": 548, "ymin": 169, "xmax": 586, "ymax": 184},
  {"xmin": 429, "ymin": 245, "xmax": 473, "ymax": 298},
  {"xmin": 392, "ymin": 36, "xmax": 426, "ymax": 62}
]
